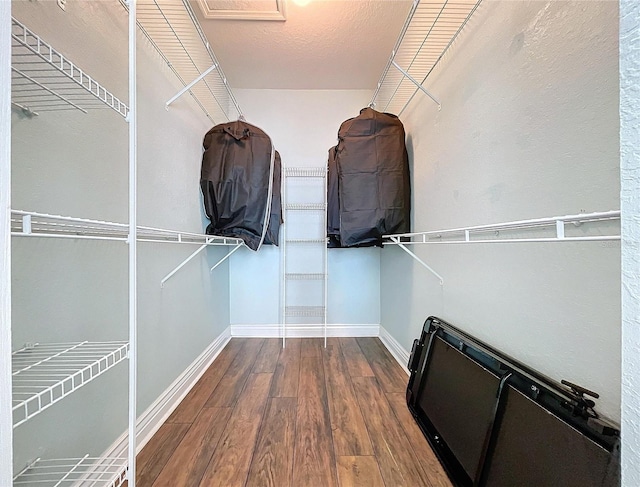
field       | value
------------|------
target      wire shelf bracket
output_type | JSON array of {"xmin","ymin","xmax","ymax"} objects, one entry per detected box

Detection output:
[
  {"xmin": 389, "ymin": 237, "xmax": 444, "ymax": 284},
  {"xmin": 166, "ymin": 63, "xmax": 217, "ymax": 108},
  {"xmin": 391, "ymin": 60, "xmax": 441, "ymax": 109},
  {"xmin": 12, "ymin": 341, "xmax": 129, "ymax": 428},
  {"xmin": 371, "ymin": 0, "xmax": 483, "ymax": 116},
  {"xmin": 160, "ymin": 239, "xmax": 244, "ymax": 287},
  {"xmin": 210, "ymin": 243, "xmax": 243, "ymax": 273},
  {"xmin": 11, "ymin": 17, "xmax": 129, "ymax": 117}
]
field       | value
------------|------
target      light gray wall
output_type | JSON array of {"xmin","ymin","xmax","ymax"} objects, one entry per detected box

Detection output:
[
  {"xmin": 380, "ymin": 0, "xmax": 621, "ymax": 421},
  {"xmin": 620, "ymin": 0, "xmax": 640, "ymax": 483},
  {"xmin": 11, "ymin": 0, "xmax": 229, "ymax": 471},
  {"xmin": 1, "ymin": 1, "xmax": 13, "ymax": 483},
  {"xmin": 229, "ymin": 89, "xmax": 381, "ymax": 327}
]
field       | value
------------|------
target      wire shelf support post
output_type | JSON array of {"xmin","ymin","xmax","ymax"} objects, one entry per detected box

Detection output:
[
  {"xmin": 1, "ymin": 1, "xmax": 13, "ymax": 483},
  {"xmin": 127, "ymin": 0, "xmax": 138, "ymax": 484}
]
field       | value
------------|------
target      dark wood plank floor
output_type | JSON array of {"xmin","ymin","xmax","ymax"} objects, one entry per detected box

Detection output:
[{"xmin": 134, "ymin": 337, "xmax": 451, "ymax": 487}]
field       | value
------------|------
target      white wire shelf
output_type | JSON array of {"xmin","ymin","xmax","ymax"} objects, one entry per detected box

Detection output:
[
  {"xmin": 285, "ymin": 203, "xmax": 326, "ymax": 211},
  {"xmin": 10, "ymin": 210, "xmax": 243, "ymax": 246},
  {"xmin": 12, "ymin": 341, "xmax": 129, "ymax": 428},
  {"xmin": 286, "ymin": 238, "xmax": 328, "ymax": 244},
  {"xmin": 284, "ymin": 167, "xmax": 326, "ymax": 178},
  {"xmin": 371, "ymin": 0, "xmax": 483, "ymax": 115},
  {"xmin": 10, "ymin": 210, "xmax": 244, "ymax": 286},
  {"xmin": 285, "ymin": 273, "xmax": 326, "ymax": 281},
  {"xmin": 13, "ymin": 455, "xmax": 127, "ymax": 486},
  {"xmin": 132, "ymin": 0, "xmax": 242, "ymax": 124},
  {"xmin": 384, "ymin": 210, "xmax": 621, "ymax": 285},
  {"xmin": 11, "ymin": 18, "xmax": 128, "ymax": 118},
  {"xmin": 384, "ymin": 210, "xmax": 621, "ymax": 245},
  {"xmin": 284, "ymin": 306, "xmax": 326, "ymax": 318}
]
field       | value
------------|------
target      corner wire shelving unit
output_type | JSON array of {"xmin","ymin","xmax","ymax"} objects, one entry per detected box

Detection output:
[
  {"xmin": 9, "ymin": 13, "xmax": 133, "ymax": 487},
  {"xmin": 9, "ymin": 2, "xmax": 245, "ymax": 483},
  {"xmin": 281, "ymin": 167, "xmax": 328, "ymax": 347},
  {"xmin": 132, "ymin": 0, "xmax": 243, "ymax": 124},
  {"xmin": 370, "ymin": 0, "xmax": 483, "ymax": 115},
  {"xmin": 383, "ymin": 210, "xmax": 621, "ymax": 284}
]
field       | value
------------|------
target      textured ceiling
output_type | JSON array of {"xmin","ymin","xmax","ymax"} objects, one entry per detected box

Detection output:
[{"xmin": 190, "ymin": 0, "xmax": 413, "ymax": 89}]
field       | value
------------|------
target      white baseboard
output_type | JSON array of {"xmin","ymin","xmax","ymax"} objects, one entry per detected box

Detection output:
[
  {"xmin": 96, "ymin": 322, "xmax": 408, "ymax": 483},
  {"xmin": 379, "ymin": 326, "xmax": 411, "ymax": 375},
  {"xmin": 99, "ymin": 326, "xmax": 232, "ymax": 464},
  {"xmin": 230, "ymin": 323, "xmax": 380, "ymax": 338}
]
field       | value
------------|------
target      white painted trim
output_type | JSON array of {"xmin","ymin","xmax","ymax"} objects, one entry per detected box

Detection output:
[
  {"xmin": 195, "ymin": 0, "xmax": 286, "ymax": 21},
  {"xmin": 230, "ymin": 323, "xmax": 379, "ymax": 338},
  {"xmin": 98, "ymin": 327, "xmax": 231, "ymax": 463},
  {"xmin": 621, "ymin": 1, "xmax": 640, "ymax": 484},
  {"xmin": 0, "ymin": 2, "xmax": 12, "ymax": 484},
  {"xmin": 379, "ymin": 326, "xmax": 410, "ymax": 375}
]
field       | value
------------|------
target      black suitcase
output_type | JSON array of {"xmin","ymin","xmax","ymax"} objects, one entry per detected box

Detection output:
[{"xmin": 406, "ymin": 316, "xmax": 620, "ymax": 487}]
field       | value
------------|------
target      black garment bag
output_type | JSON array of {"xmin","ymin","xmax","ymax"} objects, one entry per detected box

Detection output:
[
  {"xmin": 200, "ymin": 120, "xmax": 275, "ymax": 251},
  {"xmin": 332, "ymin": 107, "xmax": 411, "ymax": 247}
]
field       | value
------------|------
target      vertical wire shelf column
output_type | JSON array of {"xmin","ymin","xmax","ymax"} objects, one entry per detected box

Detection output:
[
  {"xmin": 282, "ymin": 167, "xmax": 328, "ymax": 346},
  {"xmin": 0, "ymin": 3, "xmax": 12, "ymax": 483}
]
